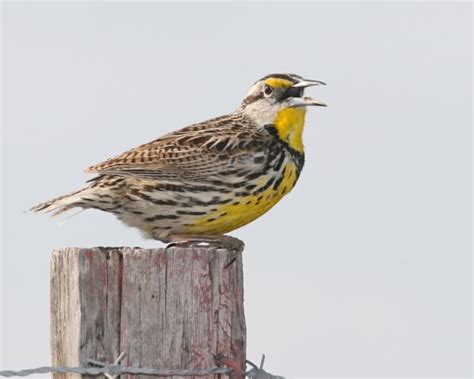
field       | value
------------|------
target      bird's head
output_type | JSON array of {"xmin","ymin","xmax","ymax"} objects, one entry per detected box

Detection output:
[{"xmin": 239, "ymin": 73, "xmax": 326, "ymax": 152}]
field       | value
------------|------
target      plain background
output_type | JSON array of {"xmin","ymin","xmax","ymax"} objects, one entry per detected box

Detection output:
[{"xmin": 1, "ymin": 2, "xmax": 472, "ymax": 377}]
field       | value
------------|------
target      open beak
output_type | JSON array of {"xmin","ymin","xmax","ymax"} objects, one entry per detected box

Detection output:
[
  {"xmin": 292, "ymin": 78, "xmax": 326, "ymax": 88},
  {"xmin": 280, "ymin": 77, "xmax": 326, "ymax": 107},
  {"xmin": 288, "ymin": 96, "xmax": 327, "ymax": 107}
]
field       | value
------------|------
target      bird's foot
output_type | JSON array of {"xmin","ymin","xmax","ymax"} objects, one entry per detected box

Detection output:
[{"xmin": 165, "ymin": 234, "xmax": 245, "ymax": 253}]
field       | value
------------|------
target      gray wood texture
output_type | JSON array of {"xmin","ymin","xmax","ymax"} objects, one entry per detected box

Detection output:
[{"xmin": 50, "ymin": 246, "xmax": 246, "ymax": 379}]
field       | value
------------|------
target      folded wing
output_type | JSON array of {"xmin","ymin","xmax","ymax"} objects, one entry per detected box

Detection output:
[{"xmin": 84, "ymin": 116, "xmax": 270, "ymax": 182}]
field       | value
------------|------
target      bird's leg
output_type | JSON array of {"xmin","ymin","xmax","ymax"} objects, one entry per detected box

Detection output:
[{"xmin": 164, "ymin": 234, "xmax": 245, "ymax": 253}]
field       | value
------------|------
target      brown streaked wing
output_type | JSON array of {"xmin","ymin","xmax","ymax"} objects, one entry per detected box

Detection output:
[{"xmin": 84, "ymin": 114, "xmax": 270, "ymax": 180}]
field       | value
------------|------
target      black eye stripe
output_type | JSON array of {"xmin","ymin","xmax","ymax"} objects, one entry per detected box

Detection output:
[
  {"xmin": 241, "ymin": 86, "xmax": 303, "ymax": 107},
  {"xmin": 240, "ymin": 92, "xmax": 265, "ymax": 107}
]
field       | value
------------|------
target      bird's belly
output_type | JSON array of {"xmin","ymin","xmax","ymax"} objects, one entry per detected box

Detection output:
[{"xmin": 117, "ymin": 160, "xmax": 300, "ymax": 240}]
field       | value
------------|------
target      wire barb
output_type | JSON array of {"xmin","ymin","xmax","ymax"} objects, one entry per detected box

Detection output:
[
  {"xmin": 246, "ymin": 355, "xmax": 285, "ymax": 379},
  {"xmin": 87, "ymin": 351, "xmax": 127, "ymax": 379}
]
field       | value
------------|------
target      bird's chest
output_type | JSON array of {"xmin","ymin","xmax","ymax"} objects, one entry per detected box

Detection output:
[
  {"xmin": 187, "ymin": 151, "xmax": 302, "ymax": 234},
  {"xmin": 240, "ymin": 160, "xmax": 300, "ymax": 215}
]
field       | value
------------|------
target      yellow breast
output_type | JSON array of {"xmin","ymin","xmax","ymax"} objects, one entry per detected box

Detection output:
[
  {"xmin": 182, "ymin": 161, "xmax": 299, "ymax": 235},
  {"xmin": 173, "ymin": 106, "xmax": 307, "ymax": 236}
]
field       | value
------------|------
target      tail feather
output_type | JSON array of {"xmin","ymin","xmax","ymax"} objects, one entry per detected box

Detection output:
[{"xmin": 30, "ymin": 187, "xmax": 90, "ymax": 217}]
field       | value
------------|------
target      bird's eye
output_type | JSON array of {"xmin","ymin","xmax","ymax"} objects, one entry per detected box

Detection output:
[{"xmin": 263, "ymin": 85, "xmax": 273, "ymax": 97}]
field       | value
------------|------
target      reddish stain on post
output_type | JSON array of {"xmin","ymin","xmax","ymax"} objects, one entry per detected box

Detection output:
[
  {"xmin": 83, "ymin": 250, "xmax": 95, "ymax": 291},
  {"xmin": 101, "ymin": 264, "xmax": 107, "ymax": 287}
]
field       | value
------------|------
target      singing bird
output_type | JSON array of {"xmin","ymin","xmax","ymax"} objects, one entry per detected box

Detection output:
[{"xmin": 32, "ymin": 73, "xmax": 326, "ymax": 248}]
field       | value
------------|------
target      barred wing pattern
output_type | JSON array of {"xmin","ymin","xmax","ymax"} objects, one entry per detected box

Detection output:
[{"xmin": 85, "ymin": 114, "xmax": 270, "ymax": 182}]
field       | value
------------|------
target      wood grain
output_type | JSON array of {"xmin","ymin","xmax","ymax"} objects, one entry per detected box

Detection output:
[{"xmin": 50, "ymin": 246, "xmax": 246, "ymax": 379}]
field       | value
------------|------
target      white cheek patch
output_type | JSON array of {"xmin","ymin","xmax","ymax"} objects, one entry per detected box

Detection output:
[{"xmin": 242, "ymin": 101, "xmax": 280, "ymax": 126}]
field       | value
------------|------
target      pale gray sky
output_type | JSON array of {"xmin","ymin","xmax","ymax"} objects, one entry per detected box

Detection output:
[{"xmin": 1, "ymin": 2, "xmax": 472, "ymax": 377}]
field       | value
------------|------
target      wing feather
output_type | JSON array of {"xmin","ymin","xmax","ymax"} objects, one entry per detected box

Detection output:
[{"xmin": 84, "ymin": 114, "xmax": 270, "ymax": 181}]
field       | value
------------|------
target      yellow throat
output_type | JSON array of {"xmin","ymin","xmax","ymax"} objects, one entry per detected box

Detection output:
[{"xmin": 273, "ymin": 107, "xmax": 307, "ymax": 153}]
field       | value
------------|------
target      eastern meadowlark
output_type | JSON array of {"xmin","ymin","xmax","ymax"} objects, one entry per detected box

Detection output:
[{"xmin": 32, "ymin": 73, "xmax": 326, "ymax": 247}]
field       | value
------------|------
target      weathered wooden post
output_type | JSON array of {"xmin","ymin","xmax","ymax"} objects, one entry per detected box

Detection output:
[{"xmin": 50, "ymin": 245, "xmax": 246, "ymax": 378}]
